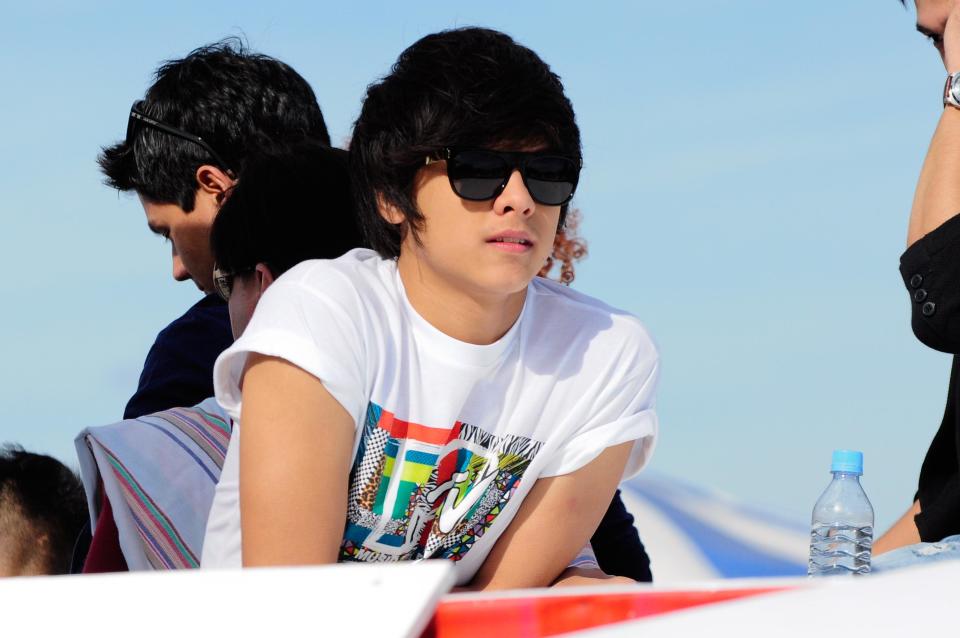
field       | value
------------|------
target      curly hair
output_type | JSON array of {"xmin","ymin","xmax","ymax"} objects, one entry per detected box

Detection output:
[{"xmin": 539, "ymin": 208, "xmax": 587, "ymax": 284}]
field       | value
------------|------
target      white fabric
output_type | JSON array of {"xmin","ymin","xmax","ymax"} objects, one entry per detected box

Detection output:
[
  {"xmin": 569, "ymin": 543, "xmax": 601, "ymax": 570},
  {"xmin": 204, "ymin": 249, "xmax": 659, "ymax": 583},
  {"xmin": 75, "ymin": 397, "xmax": 229, "ymax": 570}
]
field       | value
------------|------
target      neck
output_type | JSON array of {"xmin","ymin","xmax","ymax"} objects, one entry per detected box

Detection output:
[{"xmin": 396, "ymin": 253, "xmax": 527, "ymax": 345}]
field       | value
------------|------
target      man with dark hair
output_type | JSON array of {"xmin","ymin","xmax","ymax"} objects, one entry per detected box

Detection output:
[
  {"xmin": 85, "ymin": 40, "xmax": 331, "ymax": 572},
  {"xmin": 204, "ymin": 27, "xmax": 659, "ymax": 589},
  {"xmin": 100, "ymin": 38, "xmax": 330, "ymax": 420},
  {"xmin": 0, "ymin": 445, "xmax": 87, "ymax": 576},
  {"xmin": 873, "ymin": 0, "xmax": 960, "ymax": 568}
]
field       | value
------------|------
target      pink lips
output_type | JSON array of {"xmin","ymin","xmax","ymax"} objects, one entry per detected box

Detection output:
[{"xmin": 486, "ymin": 230, "xmax": 534, "ymax": 253}]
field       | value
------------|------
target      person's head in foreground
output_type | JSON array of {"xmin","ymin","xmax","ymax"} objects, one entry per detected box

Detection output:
[
  {"xmin": 351, "ymin": 27, "xmax": 584, "ymax": 304},
  {"xmin": 0, "ymin": 445, "xmax": 87, "ymax": 576},
  {"xmin": 210, "ymin": 141, "xmax": 364, "ymax": 339},
  {"xmin": 98, "ymin": 39, "xmax": 330, "ymax": 293},
  {"xmin": 206, "ymin": 27, "xmax": 658, "ymax": 593}
]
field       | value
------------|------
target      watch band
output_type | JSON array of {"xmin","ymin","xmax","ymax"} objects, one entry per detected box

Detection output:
[{"xmin": 944, "ymin": 72, "xmax": 960, "ymax": 109}]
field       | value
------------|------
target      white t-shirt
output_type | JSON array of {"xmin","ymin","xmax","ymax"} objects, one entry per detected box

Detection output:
[{"xmin": 203, "ymin": 249, "xmax": 659, "ymax": 583}]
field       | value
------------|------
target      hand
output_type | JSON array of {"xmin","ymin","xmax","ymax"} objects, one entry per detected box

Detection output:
[{"xmin": 551, "ymin": 566, "xmax": 637, "ymax": 588}]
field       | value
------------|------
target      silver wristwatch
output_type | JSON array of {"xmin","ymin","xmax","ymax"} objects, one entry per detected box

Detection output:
[{"xmin": 944, "ymin": 72, "xmax": 960, "ymax": 109}]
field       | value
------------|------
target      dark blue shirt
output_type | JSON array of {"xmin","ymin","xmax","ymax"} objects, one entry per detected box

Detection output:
[{"xmin": 123, "ymin": 295, "xmax": 233, "ymax": 420}]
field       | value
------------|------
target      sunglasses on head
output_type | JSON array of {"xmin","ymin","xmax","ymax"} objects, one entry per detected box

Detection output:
[
  {"xmin": 425, "ymin": 147, "xmax": 581, "ymax": 206},
  {"xmin": 126, "ymin": 100, "xmax": 236, "ymax": 178},
  {"xmin": 212, "ymin": 264, "xmax": 254, "ymax": 302}
]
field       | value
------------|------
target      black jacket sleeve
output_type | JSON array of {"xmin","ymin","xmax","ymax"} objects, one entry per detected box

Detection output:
[
  {"xmin": 900, "ymin": 213, "xmax": 960, "ymax": 354},
  {"xmin": 590, "ymin": 489, "xmax": 652, "ymax": 582},
  {"xmin": 123, "ymin": 295, "xmax": 233, "ymax": 419},
  {"xmin": 900, "ymin": 214, "xmax": 960, "ymax": 542},
  {"xmin": 915, "ymin": 356, "xmax": 960, "ymax": 542}
]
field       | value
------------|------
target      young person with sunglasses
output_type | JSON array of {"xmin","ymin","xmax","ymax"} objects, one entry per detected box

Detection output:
[
  {"xmin": 204, "ymin": 27, "xmax": 659, "ymax": 589},
  {"xmin": 85, "ymin": 40, "xmax": 330, "ymax": 572}
]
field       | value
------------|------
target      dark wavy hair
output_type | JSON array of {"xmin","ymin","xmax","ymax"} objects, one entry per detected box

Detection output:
[
  {"xmin": 99, "ymin": 38, "xmax": 330, "ymax": 212},
  {"xmin": 211, "ymin": 142, "xmax": 365, "ymax": 278},
  {"xmin": 350, "ymin": 27, "xmax": 582, "ymax": 260},
  {"xmin": 0, "ymin": 445, "xmax": 87, "ymax": 575}
]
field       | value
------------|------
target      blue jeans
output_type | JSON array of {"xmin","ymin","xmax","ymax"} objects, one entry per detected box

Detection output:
[{"xmin": 871, "ymin": 534, "xmax": 960, "ymax": 573}]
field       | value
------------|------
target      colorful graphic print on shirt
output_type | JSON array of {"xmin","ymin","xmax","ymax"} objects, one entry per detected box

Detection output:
[{"xmin": 341, "ymin": 402, "xmax": 543, "ymax": 563}]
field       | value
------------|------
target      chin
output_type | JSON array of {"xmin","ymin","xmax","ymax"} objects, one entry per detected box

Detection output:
[{"xmin": 476, "ymin": 270, "xmax": 537, "ymax": 297}]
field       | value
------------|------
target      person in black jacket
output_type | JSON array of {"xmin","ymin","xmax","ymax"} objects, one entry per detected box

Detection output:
[{"xmin": 875, "ymin": 0, "xmax": 960, "ymax": 560}]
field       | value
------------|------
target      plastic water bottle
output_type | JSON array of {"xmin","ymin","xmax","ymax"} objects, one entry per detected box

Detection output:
[{"xmin": 807, "ymin": 450, "xmax": 874, "ymax": 577}]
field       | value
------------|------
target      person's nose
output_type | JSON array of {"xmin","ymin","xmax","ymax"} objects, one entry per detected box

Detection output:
[
  {"xmin": 172, "ymin": 246, "xmax": 190, "ymax": 282},
  {"xmin": 493, "ymin": 169, "xmax": 535, "ymax": 218}
]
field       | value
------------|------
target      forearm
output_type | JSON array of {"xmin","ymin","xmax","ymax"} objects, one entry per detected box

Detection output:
[
  {"xmin": 908, "ymin": 108, "xmax": 960, "ymax": 247},
  {"xmin": 909, "ymin": 3, "xmax": 960, "ymax": 247},
  {"xmin": 551, "ymin": 567, "xmax": 636, "ymax": 588},
  {"xmin": 873, "ymin": 500, "xmax": 921, "ymax": 556},
  {"xmin": 467, "ymin": 442, "xmax": 634, "ymax": 591}
]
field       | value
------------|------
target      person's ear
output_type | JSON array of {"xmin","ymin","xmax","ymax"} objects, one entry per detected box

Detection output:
[
  {"xmin": 254, "ymin": 262, "xmax": 275, "ymax": 295},
  {"xmin": 195, "ymin": 165, "xmax": 236, "ymax": 206},
  {"xmin": 377, "ymin": 193, "xmax": 404, "ymax": 225}
]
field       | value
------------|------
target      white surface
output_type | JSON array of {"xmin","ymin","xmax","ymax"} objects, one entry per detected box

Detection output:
[
  {"xmin": 566, "ymin": 561, "xmax": 960, "ymax": 636},
  {"xmin": 1, "ymin": 561, "xmax": 454, "ymax": 638}
]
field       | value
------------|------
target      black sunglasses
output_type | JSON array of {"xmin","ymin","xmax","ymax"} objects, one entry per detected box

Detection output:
[
  {"xmin": 212, "ymin": 265, "xmax": 254, "ymax": 302},
  {"xmin": 126, "ymin": 100, "xmax": 236, "ymax": 178},
  {"xmin": 425, "ymin": 148, "xmax": 581, "ymax": 206}
]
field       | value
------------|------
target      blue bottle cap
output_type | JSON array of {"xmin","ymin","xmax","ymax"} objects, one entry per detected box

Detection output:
[{"xmin": 831, "ymin": 449, "xmax": 863, "ymax": 475}]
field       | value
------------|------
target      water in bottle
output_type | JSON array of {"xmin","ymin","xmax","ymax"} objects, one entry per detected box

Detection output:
[{"xmin": 808, "ymin": 449, "xmax": 874, "ymax": 577}]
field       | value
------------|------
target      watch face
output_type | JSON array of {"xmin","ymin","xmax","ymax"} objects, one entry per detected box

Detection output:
[{"xmin": 946, "ymin": 74, "xmax": 960, "ymax": 106}]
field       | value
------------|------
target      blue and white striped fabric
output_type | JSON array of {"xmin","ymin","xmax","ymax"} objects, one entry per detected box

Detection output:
[
  {"xmin": 75, "ymin": 397, "xmax": 230, "ymax": 570},
  {"xmin": 620, "ymin": 473, "xmax": 808, "ymax": 582}
]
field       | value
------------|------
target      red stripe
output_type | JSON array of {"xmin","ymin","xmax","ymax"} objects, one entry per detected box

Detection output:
[{"xmin": 378, "ymin": 409, "xmax": 460, "ymax": 446}]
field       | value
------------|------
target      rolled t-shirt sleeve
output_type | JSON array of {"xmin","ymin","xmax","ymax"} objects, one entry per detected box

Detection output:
[
  {"xmin": 540, "ymin": 336, "xmax": 660, "ymax": 480},
  {"xmin": 213, "ymin": 263, "xmax": 369, "ymax": 425}
]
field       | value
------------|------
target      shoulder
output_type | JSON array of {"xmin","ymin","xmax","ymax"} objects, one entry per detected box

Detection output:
[
  {"xmin": 125, "ymin": 296, "xmax": 232, "ymax": 418},
  {"xmin": 527, "ymin": 278, "xmax": 658, "ymax": 365},
  {"xmin": 155, "ymin": 295, "xmax": 231, "ymax": 346},
  {"xmin": 265, "ymin": 248, "xmax": 397, "ymax": 311}
]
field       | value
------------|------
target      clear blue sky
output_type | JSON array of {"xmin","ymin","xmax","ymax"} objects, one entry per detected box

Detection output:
[{"xmin": 0, "ymin": 1, "xmax": 946, "ymax": 531}]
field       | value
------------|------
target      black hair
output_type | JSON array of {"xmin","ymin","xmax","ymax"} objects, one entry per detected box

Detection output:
[
  {"xmin": 0, "ymin": 445, "xmax": 87, "ymax": 575},
  {"xmin": 350, "ymin": 27, "xmax": 582, "ymax": 259},
  {"xmin": 210, "ymin": 141, "xmax": 365, "ymax": 277},
  {"xmin": 99, "ymin": 38, "xmax": 330, "ymax": 212}
]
